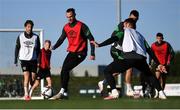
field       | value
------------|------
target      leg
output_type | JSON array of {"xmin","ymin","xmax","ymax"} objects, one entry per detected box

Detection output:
[
  {"xmin": 104, "ymin": 60, "xmax": 131, "ymax": 89},
  {"xmin": 98, "ymin": 73, "xmax": 119, "ymax": 96},
  {"xmin": 134, "ymin": 59, "xmax": 162, "ymax": 91},
  {"xmin": 60, "ymin": 53, "xmax": 86, "ymax": 93},
  {"xmin": 140, "ymin": 72, "xmax": 148, "ymax": 95},
  {"xmin": 28, "ymin": 68, "xmax": 42, "ymax": 97},
  {"xmin": 50, "ymin": 52, "xmax": 86, "ymax": 100},
  {"xmin": 23, "ymin": 71, "xmax": 30, "ymax": 97},
  {"xmin": 161, "ymin": 74, "xmax": 167, "ymax": 90},
  {"xmin": 30, "ymin": 72, "xmax": 36, "ymax": 86},
  {"xmin": 155, "ymin": 70, "xmax": 163, "ymax": 88},
  {"xmin": 29, "ymin": 80, "xmax": 40, "ymax": 97},
  {"xmin": 125, "ymin": 68, "xmax": 133, "ymax": 85},
  {"xmin": 28, "ymin": 60, "xmax": 38, "ymax": 98},
  {"xmin": 46, "ymin": 77, "xmax": 52, "ymax": 87},
  {"xmin": 125, "ymin": 68, "xmax": 134, "ymax": 96},
  {"xmin": 20, "ymin": 60, "xmax": 31, "ymax": 100},
  {"xmin": 29, "ymin": 60, "xmax": 37, "ymax": 86},
  {"xmin": 44, "ymin": 69, "xmax": 52, "ymax": 87},
  {"xmin": 104, "ymin": 62, "xmax": 119, "ymax": 90},
  {"xmin": 134, "ymin": 59, "xmax": 166, "ymax": 99},
  {"xmin": 155, "ymin": 71, "xmax": 161, "ymax": 80},
  {"xmin": 161, "ymin": 66, "xmax": 169, "ymax": 90},
  {"xmin": 98, "ymin": 79, "xmax": 106, "ymax": 95},
  {"xmin": 104, "ymin": 60, "xmax": 131, "ymax": 99}
]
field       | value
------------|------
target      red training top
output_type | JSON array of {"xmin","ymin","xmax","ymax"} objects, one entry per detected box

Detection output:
[
  {"xmin": 64, "ymin": 21, "xmax": 87, "ymax": 52},
  {"xmin": 151, "ymin": 41, "xmax": 172, "ymax": 65},
  {"xmin": 39, "ymin": 48, "xmax": 51, "ymax": 69}
]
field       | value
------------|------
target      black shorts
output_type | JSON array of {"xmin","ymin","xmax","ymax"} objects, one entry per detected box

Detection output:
[
  {"xmin": 36, "ymin": 68, "xmax": 51, "ymax": 80},
  {"xmin": 20, "ymin": 60, "xmax": 37, "ymax": 73}
]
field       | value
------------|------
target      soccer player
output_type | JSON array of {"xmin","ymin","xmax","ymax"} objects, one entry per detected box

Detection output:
[
  {"xmin": 29, "ymin": 40, "xmax": 52, "ymax": 99},
  {"xmin": 50, "ymin": 8, "xmax": 95, "ymax": 100},
  {"xmin": 92, "ymin": 18, "xmax": 167, "ymax": 100},
  {"xmin": 14, "ymin": 20, "xmax": 40, "ymax": 101},
  {"xmin": 98, "ymin": 10, "xmax": 139, "ymax": 96},
  {"xmin": 150, "ymin": 33, "xmax": 174, "ymax": 90}
]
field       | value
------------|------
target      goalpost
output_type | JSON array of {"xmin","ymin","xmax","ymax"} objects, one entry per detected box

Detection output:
[{"xmin": 0, "ymin": 28, "xmax": 44, "ymax": 100}]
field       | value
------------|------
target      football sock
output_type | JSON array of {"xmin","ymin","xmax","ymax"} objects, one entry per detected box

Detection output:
[
  {"xmin": 24, "ymin": 87, "xmax": 28, "ymax": 96},
  {"xmin": 126, "ymin": 83, "xmax": 133, "ymax": 91},
  {"xmin": 29, "ymin": 89, "xmax": 33, "ymax": 97}
]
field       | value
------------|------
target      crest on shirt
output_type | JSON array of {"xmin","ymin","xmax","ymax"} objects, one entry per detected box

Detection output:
[{"xmin": 68, "ymin": 30, "xmax": 77, "ymax": 38}]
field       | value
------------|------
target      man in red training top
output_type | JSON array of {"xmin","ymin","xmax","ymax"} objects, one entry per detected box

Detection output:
[
  {"xmin": 50, "ymin": 8, "xmax": 95, "ymax": 100},
  {"xmin": 29, "ymin": 40, "xmax": 52, "ymax": 99},
  {"xmin": 150, "ymin": 33, "xmax": 174, "ymax": 90}
]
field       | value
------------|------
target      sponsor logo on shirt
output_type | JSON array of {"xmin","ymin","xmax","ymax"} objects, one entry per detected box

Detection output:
[{"xmin": 24, "ymin": 41, "xmax": 34, "ymax": 48}]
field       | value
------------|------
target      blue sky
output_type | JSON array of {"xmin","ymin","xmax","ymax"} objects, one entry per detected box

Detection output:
[{"xmin": 0, "ymin": 0, "xmax": 180, "ymax": 67}]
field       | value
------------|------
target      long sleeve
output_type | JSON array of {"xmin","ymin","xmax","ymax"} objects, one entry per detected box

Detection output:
[
  {"xmin": 98, "ymin": 36, "xmax": 119, "ymax": 47},
  {"xmin": 167, "ymin": 42, "xmax": 175, "ymax": 65},
  {"xmin": 14, "ymin": 36, "xmax": 20, "ymax": 64},
  {"xmin": 81, "ymin": 23, "xmax": 95, "ymax": 56},
  {"xmin": 52, "ymin": 29, "xmax": 66, "ymax": 50},
  {"xmin": 99, "ymin": 23, "xmax": 124, "ymax": 47}
]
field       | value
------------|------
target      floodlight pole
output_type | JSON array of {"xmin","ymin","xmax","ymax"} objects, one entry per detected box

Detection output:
[
  {"xmin": 116, "ymin": 0, "xmax": 123, "ymax": 88},
  {"xmin": 117, "ymin": 0, "xmax": 121, "ymax": 23}
]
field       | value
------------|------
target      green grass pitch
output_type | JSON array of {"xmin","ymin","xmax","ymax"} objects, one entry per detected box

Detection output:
[{"xmin": 0, "ymin": 96, "xmax": 180, "ymax": 109}]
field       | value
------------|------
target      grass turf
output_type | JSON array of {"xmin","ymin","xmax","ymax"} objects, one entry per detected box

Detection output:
[{"xmin": 0, "ymin": 96, "xmax": 179, "ymax": 109}]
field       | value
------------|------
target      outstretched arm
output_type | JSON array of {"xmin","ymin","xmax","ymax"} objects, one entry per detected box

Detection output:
[
  {"xmin": 167, "ymin": 43, "xmax": 175, "ymax": 65},
  {"xmin": 93, "ymin": 23, "xmax": 124, "ymax": 47},
  {"xmin": 98, "ymin": 33, "xmax": 123, "ymax": 47},
  {"xmin": 81, "ymin": 24, "xmax": 95, "ymax": 59},
  {"xmin": 52, "ymin": 29, "xmax": 66, "ymax": 50}
]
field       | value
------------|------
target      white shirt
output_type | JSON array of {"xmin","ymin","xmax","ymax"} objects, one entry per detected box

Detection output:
[
  {"xmin": 19, "ymin": 33, "xmax": 38, "ymax": 60},
  {"xmin": 122, "ymin": 28, "xmax": 147, "ymax": 57}
]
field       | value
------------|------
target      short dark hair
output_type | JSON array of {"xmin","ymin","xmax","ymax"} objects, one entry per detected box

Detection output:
[
  {"xmin": 24, "ymin": 20, "xmax": 34, "ymax": 27},
  {"xmin": 66, "ymin": 8, "xmax": 76, "ymax": 15},
  {"xmin": 130, "ymin": 10, "xmax": 139, "ymax": 18},
  {"xmin": 156, "ymin": 32, "xmax": 164, "ymax": 39},
  {"xmin": 45, "ymin": 40, "xmax": 51, "ymax": 46},
  {"xmin": 124, "ymin": 18, "xmax": 136, "ymax": 29}
]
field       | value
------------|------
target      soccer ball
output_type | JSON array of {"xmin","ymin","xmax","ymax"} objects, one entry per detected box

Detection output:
[
  {"xmin": 133, "ymin": 92, "xmax": 141, "ymax": 99},
  {"xmin": 133, "ymin": 86, "xmax": 141, "ymax": 99},
  {"xmin": 41, "ymin": 87, "xmax": 53, "ymax": 99}
]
